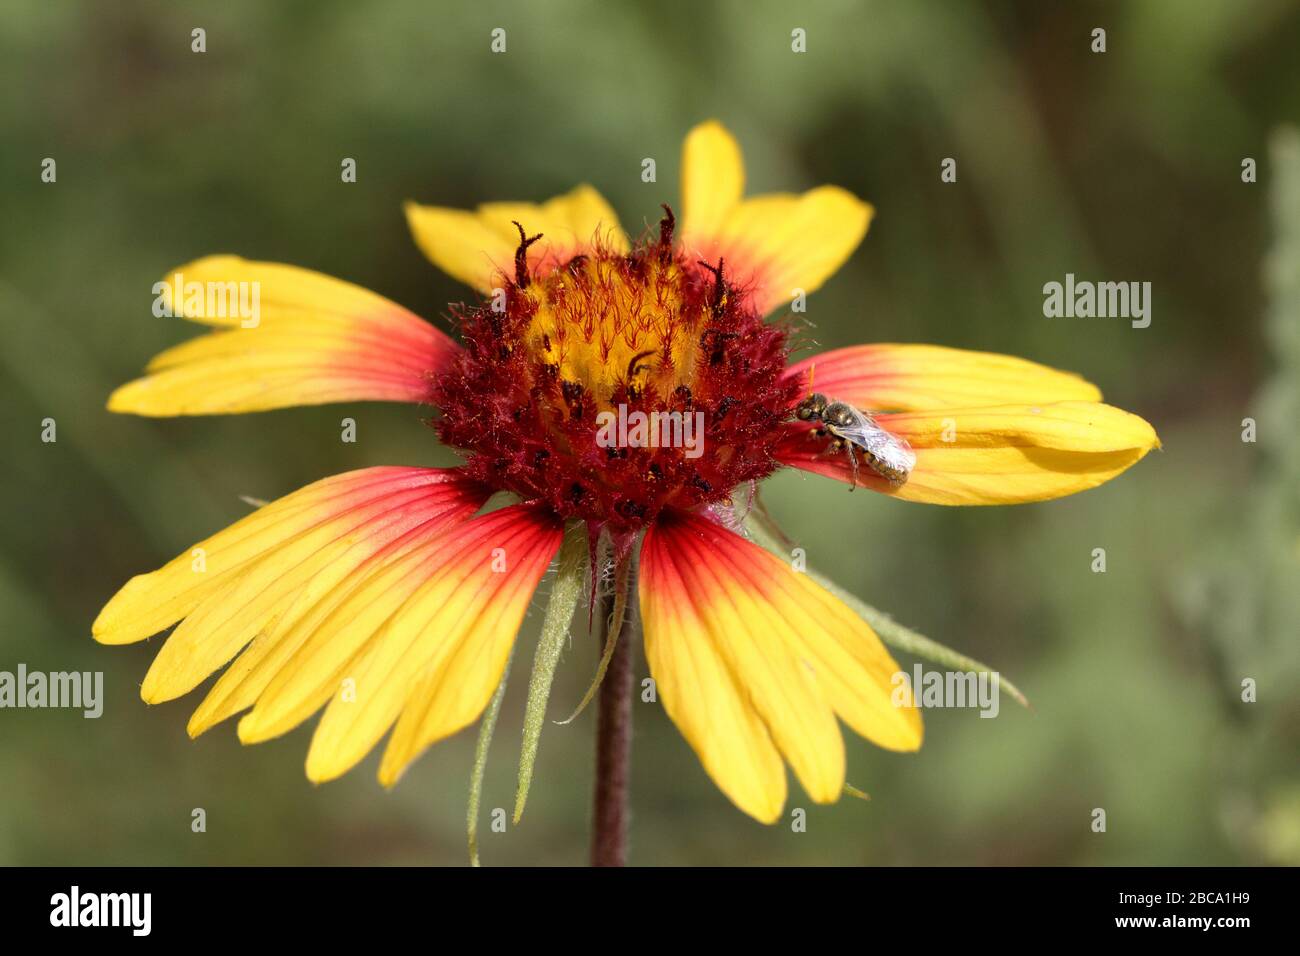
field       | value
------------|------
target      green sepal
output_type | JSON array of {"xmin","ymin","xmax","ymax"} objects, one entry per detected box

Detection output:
[{"xmin": 513, "ymin": 523, "xmax": 588, "ymax": 823}]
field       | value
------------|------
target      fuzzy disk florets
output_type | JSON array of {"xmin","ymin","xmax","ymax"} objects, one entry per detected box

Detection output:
[{"xmin": 432, "ymin": 214, "xmax": 799, "ymax": 536}]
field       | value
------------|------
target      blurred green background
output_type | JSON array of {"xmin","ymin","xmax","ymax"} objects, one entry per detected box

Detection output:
[{"xmin": 2, "ymin": 0, "xmax": 1298, "ymax": 866}]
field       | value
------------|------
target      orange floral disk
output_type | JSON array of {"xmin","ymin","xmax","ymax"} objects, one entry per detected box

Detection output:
[{"xmin": 434, "ymin": 212, "xmax": 799, "ymax": 543}]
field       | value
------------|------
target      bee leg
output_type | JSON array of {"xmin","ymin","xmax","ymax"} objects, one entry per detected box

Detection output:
[{"xmin": 844, "ymin": 443, "xmax": 860, "ymax": 491}]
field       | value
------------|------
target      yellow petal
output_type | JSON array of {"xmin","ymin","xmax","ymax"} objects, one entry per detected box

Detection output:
[
  {"xmin": 683, "ymin": 185, "xmax": 872, "ymax": 317},
  {"xmin": 376, "ymin": 515, "xmax": 561, "ymax": 785},
  {"xmin": 109, "ymin": 257, "xmax": 456, "ymax": 416},
  {"xmin": 288, "ymin": 506, "xmax": 561, "ymax": 783},
  {"xmin": 704, "ymin": 532, "xmax": 923, "ymax": 753},
  {"xmin": 93, "ymin": 468, "xmax": 479, "ymax": 646},
  {"xmin": 230, "ymin": 505, "xmax": 551, "ymax": 750},
  {"xmin": 680, "ymin": 120, "xmax": 745, "ymax": 240},
  {"xmin": 186, "ymin": 513, "xmax": 442, "ymax": 737},
  {"xmin": 405, "ymin": 184, "xmax": 628, "ymax": 292},
  {"xmin": 234, "ymin": 512, "xmax": 501, "ymax": 747},
  {"xmin": 641, "ymin": 509, "xmax": 917, "ymax": 819},
  {"xmin": 141, "ymin": 475, "xmax": 484, "ymax": 707},
  {"xmin": 640, "ymin": 529, "xmax": 786, "ymax": 823},
  {"xmin": 777, "ymin": 401, "xmax": 1160, "ymax": 505},
  {"xmin": 786, "ymin": 343, "xmax": 1103, "ymax": 412}
]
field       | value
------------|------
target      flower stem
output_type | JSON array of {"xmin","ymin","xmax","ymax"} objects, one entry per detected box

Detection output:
[{"xmin": 590, "ymin": 582, "xmax": 635, "ymax": 867}]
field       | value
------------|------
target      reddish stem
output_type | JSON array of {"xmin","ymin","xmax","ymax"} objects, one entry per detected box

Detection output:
[{"xmin": 591, "ymin": 587, "xmax": 635, "ymax": 867}]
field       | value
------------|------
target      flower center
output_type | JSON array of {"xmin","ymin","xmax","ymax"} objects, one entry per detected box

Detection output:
[{"xmin": 432, "ymin": 209, "xmax": 799, "ymax": 536}]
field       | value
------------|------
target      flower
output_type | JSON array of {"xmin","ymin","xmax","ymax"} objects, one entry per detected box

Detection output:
[{"xmin": 95, "ymin": 121, "xmax": 1158, "ymax": 823}]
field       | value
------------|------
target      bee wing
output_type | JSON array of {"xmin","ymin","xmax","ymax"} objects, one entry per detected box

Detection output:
[{"xmin": 835, "ymin": 408, "xmax": 917, "ymax": 474}]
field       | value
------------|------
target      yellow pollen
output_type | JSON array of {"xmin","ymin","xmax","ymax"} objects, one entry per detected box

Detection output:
[{"xmin": 524, "ymin": 256, "xmax": 708, "ymax": 408}]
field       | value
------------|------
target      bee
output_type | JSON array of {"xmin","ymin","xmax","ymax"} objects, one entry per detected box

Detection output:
[{"xmin": 794, "ymin": 392, "xmax": 916, "ymax": 488}]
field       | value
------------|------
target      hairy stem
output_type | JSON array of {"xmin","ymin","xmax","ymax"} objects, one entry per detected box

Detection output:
[{"xmin": 590, "ymin": 582, "xmax": 635, "ymax": 867}]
